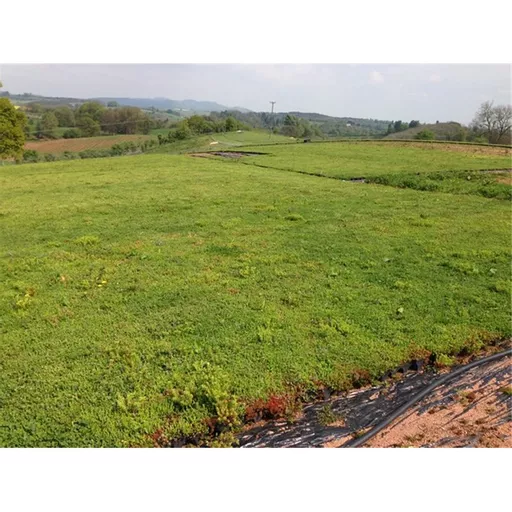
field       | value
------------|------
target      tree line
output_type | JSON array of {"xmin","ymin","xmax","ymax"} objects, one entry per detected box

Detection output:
[
  {"xmin": 156, "ymin": 114, "xmax": 251, "ymax": 145},
  {"xmin": 213, "ymin": 110, "xmax": 389, "ymax": 138},
  {"xmin": 386, "ymin": 120, "xmax": 420, "ymax": 135},
  {"xmin": 154, "ymin": 113, "xmax": 324, "ymax": 144},
  {"xmin": 24, "ymin": 101, "xmax": 153, "ymax": 139}
]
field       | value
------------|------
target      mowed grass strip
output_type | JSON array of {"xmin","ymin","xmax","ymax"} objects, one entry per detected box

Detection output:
[
  {"xmin": 239, "ymin": 141, "xmax": 511, "ymax": 179},
  {"xmin": 0, "ymin": 154, "xmax": 510, "ymax": 446}
]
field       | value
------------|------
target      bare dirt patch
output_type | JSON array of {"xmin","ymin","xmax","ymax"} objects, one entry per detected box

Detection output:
[
  {"xmin": 238, "ymin": 351, "xmax": 511, "ymax": 448},
  {"xmin": 366, "ymin": 358, "xmax": 511, "ymax": 448},
  {"xmin": 190, "ymin": 151, "xmax": 264, "ymax": 159},
  {"xmin": 495, "ymin": 175, "xmax": 512, "ymax": 185}
]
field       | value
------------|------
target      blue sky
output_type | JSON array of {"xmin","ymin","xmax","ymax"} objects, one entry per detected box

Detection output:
[{"xmin": 1, "ymin": 64, "xmax": 510, "ymax": 124}]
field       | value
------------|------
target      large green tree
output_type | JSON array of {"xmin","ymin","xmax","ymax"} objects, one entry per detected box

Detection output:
[
  {"xmin": 188, "ymin": 115, "xmax": 209, "ymax": 134},
  {"xmin": 77, "ymin": 115, "xmax": 101, "ymax": 137},
  {"xmin": 224, "ymin": 116, "xmax": 237, "ymax": 131},
  {"xmin": 174, "ymin": 119, "xmax": 192, "ymax": 140},
  {"xmin": 76, "ymin": 101, "xmax": 105, "ymax": 125},
  {"xmin": 38, "ymin": 111, "xmax": 59, "ymax": 138},
  {"xmin": 53, "ymin": 106, "xmax": 75, "ymax": 127},
  {"xmin": 0, "ymin": 98, "xmax": 27, "ymax": 160},
  {"xmin": 100, "ymin": 108, "xmax": 119, "ymax": 135},
  {"xmin": 99, "ymin": 106, "xmax": 151, "ymax": 135}
]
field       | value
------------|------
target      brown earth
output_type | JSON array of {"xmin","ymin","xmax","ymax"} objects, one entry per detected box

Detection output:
[
  {"xmin": 238, "ymin": 351, "xmax": 511, "ymax": 448},
  {"xmin": 25, "ymin": 135, "xmax": 152, "ymax": 154},
  {"xmin": 495, "ymin": 174, "xmax": 512, "ymax": 185},
  {"xmin": 190, "ymin": 151, "xmax": 263, "ymax": 159},
  {"xmin": 366, "ymin": 358, "xmax": 511, "ymax": 448}
]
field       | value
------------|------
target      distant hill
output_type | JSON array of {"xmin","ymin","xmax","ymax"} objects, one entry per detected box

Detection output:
[
  {"xmin": 3, "ymin": 92, "xmax": 248, "ymax": 113},
  {"xmin": 384, "ymin": 122, "xmax": 464, "ymax": 140},
  {"xmin": 211, "ymin": 110, "xmax": 391, "ymax": 139},
  {"xmin": 2, "ymin": 91, "xmax": 404, "ymax": 138},
  {"xmin": 93, "ymin": 97, "xmax": 232, "ymax": 112},
  {"xmin": 231, "ymin": 106, "xmax": 253, "ymax": 113}
]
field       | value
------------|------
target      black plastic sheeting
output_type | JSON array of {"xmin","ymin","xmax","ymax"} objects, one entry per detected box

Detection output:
[{"xmin": 238, "ymin": 354, "xmax": 511, "ymax": 448}]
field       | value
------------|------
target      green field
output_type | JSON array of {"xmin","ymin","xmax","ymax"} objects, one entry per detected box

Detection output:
[
  {"xmin": 149, "ymin": 130, "xmax": 293, "ymax": 154},
  {"xmin": 239, "ymin": 141, "xmax": 511, "ymax": 178},
  {"xmin": 211, "ymin": 131, "xmax": 292, "ymax": 146},
  {"xmin": 1, "ymin": 142, "xmax": 511, "ymax": 447},
  {"xmin": 236, "ymin": 141, "xmax": 512, "ymax": 199}
]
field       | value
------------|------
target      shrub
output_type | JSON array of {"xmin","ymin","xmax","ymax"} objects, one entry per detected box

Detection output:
[
  {"xmin": 44, "ymin": 153, "xmax": 56, "ymax": 162},
  {"xmin": 415, "ymin": 129, "xmax": 436, "ymax": 141},
  {"xmin": 110, "ymin": 141, "xmax": 142, "ymax": 156},
  {"xmin": 174, "ymin": 120, "xmax": 192, "ymax": 140},
  {"xmin": 284, "ymin": 213, "xmax": 305, "ymax": 221},
  {"xmin": 317, "ymin": 404, "xmax": 344, "ymax": 426},
  {"xmin": 63, "ymin": 128, "xmax": 81, "ymax": 139},
  {"xmin": 78, "ymin": 149, "xmax": 112, "ymax": 159},
  {"xmin": 110, "ymin": 144, "xmax": 124, "ymax": 156},
  {"xmin": 23, "ymin": 149, "xmax": 39, "ymax": 163}
]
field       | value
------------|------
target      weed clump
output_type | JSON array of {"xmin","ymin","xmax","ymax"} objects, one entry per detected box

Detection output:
[
  {"xmin": 316, "ymin": 404, "xmax": 345, "ymax": 427},
  {"xmin": 74, "ymin": 235, "xmax": 100, "ymax": 246},
  {"xmin": 284, "ymin": 213, "xmax": 305, "ymax": 221},
  {"xmin": 499, "ymin": 386, "xmax": 512, "ymax": 396}
]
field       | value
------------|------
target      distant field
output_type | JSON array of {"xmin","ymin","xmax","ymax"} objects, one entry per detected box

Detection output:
[
  {"xmin": 25, "ymin": 135, "xmax": 153, "ymax": 154},
  {"xmin": 1, "ymin": 150, "xmax": 510, "ymax": 447},
  {"xmin": 148, "ymin": 130, "xmax": 293, "ymax": 155},
  {"xmin": 384, "ymin": 122, "xmax": 464, "ymax": 141},
  {"xmin": 150, "ymin": 128, "xmax": 173, "ymax": 136},
  {"xmin": 212, "ymin": 131, "xmax": 292, "ymax": 146}
]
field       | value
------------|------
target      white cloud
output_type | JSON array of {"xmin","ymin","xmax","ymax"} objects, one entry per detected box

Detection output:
[
  {"xmin": 429, "ymin": 74, "xmax": 442, "ymax": 83},
  {"xmin": 369, "ymin": 71, "xmax": 384, "ymax": 84}
]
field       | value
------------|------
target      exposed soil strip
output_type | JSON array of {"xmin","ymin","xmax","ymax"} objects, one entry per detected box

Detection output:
[
  {"xmin": 234, "ymin": 159, "xmax": 512, "ymax": 185},
  {"xmin": 366, "ymin": 358, "xmax": 511, "ymax": 448},
  {"xmin": 190, "ymin": 151, "xmax": 264, "ymax": 159},
  {"xmin": 238, "ymin": 350, "xmax": 511, "ymax": 448}
]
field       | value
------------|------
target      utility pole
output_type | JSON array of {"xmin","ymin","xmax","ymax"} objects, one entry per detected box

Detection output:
[{"xmin": 269, "ymin": 101, "xmax": 276, "ymax": 139}]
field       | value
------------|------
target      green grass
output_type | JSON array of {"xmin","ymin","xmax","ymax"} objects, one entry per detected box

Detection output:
[
  {"xmin": 149, "ymin": 128, "xmax": 173, "ymax": 137},
  {"xmin": 211, "ymin": 131, "xmax": 291, "ymax": 146},
  {"xmin": 238, "ymin": 141, "xmax": 511, "ymax": 179},
  {"xmin": 149, "ymin": 130, "xmax": 292, "ymax": 155},
  {"xmin": 0, "ymin": 150, "xmax": 511, "ymax": 447},
  {"xmin": 368, "ymin": 170, "xmax": 512, "ymax": 200}
]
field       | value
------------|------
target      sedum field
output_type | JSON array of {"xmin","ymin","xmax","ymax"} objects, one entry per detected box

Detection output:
[{"xmin": 0, "ymin": 141, "xmax": 511, "ymax": 446}]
